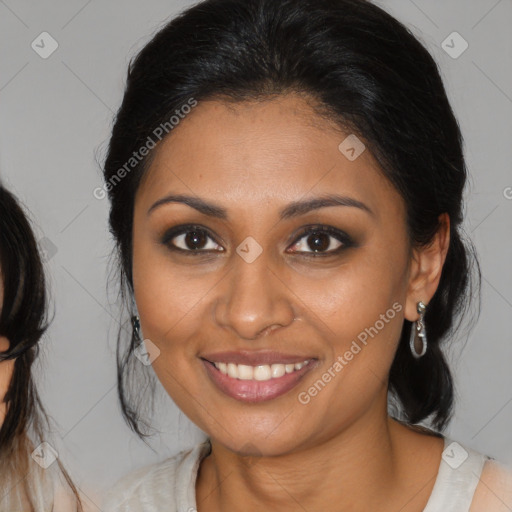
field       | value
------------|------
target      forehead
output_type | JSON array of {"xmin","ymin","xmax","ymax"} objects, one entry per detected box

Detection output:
[{"xmin": 136, "ymin": 94, "xmax": 403, "ymax": 221}]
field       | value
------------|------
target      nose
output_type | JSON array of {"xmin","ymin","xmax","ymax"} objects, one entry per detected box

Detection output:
[{"xmin": 213, "ymin": 250, "xmax": 296, "ymax": 341}]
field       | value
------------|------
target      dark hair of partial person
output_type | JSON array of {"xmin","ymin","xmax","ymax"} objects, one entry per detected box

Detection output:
[
  {"xmin": 101, "ymin": 0, "xmax": 481, "ymax": 437},
  {"xmin": 0, "ymin": 184, "xmax": 83, "ymax": 510}
]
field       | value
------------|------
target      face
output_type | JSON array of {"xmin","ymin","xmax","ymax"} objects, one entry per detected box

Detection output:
[{"xmin": 131, "ymin": 94, "xmax": 419, "ymax": 456}]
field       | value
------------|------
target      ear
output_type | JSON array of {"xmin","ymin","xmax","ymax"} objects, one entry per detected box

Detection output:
[{"xmin": 405, "ymin": 213, "xmax": 450, "ymax": 321}]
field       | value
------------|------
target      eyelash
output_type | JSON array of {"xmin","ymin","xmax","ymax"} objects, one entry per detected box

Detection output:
[{"xmin": 161, "ymin": 224, "xmax": 354, "ymax": 257}]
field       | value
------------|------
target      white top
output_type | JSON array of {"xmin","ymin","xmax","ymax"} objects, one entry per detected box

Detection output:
[
  {"xmin": 103, "ymin": 436, "xmax": 512, "ymax": 511},
  {"xmin": 0, "ymin": 462, "xmax": 80, "ymax": 512}
]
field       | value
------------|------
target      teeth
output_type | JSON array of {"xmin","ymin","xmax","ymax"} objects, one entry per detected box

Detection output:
[
  {"xmin": 227, "ymin": 363, "xmax": 238, "ymax": 379},
  {"xmin": 238, "ymin": 364, "xmax": 254, "ymax": 380},
  {"xmin": 271, "ymin": 364, "xmax": 286, "ymax": 378},
  {"xmin": 213, "ymin": 360, "xmax": 310, "ymax": 381},
  {"xmin": 254, "ymin": 365, "xmax": 271, "ymax": 381}
]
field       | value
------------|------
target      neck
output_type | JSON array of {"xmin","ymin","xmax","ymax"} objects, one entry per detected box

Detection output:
[{"xmin": 195, "ymin": 403, "xmax": 439, "ymax": 511}]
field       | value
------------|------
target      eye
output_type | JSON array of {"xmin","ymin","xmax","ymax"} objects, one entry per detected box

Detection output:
[
  {"xmin": 161, "ymin": 224, "xmax": 354, "ymax": 257},
  {"xmin": 287, "ymin": 225, "xmax": 353, "ymax": 256},
  {"xmin": 162, "ymin": 225, "xmax": 224, "ymax": 254}
]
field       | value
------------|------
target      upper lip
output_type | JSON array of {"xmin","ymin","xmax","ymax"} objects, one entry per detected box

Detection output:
[{"xmin": 201, "ymin": 350, "xmax": 315, "ymax": 366}]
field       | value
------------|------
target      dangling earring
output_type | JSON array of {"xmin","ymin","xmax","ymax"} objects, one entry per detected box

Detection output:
[{"xmin": 409, "ymin": 301, "xmax": 427, "ymax": 359}]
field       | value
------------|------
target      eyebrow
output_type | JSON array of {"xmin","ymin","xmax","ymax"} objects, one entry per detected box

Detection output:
[{"xmin": 148, "ymin": 193, "xmax": 374, "ymax": 220}]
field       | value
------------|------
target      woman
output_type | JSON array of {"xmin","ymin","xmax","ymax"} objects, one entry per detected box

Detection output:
[
  {"xmin": 0, "ymin": 184, "xmax": 83, "ymax": 510},
  {"xmin": 102, "ymin": 0, "xmax": 512, "ymax": 510}
]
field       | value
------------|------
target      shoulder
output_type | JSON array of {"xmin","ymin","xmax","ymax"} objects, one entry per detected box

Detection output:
[
  {"xmin": 102, "ymin": 440, "xmax": 211, "ymax": 512},
  {"xmin": 422, "ymin": 435, "xmax": 500, "ymax": 512},
  {"xmin": 0, "ymin": 461, "xmax": 82, "ymax": 512},
  {"xmin": 470, "ymin": 458, "xmax": 512, "ymax": 511}
]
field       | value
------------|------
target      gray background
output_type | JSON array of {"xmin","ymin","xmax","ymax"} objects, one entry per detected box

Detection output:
[{"xmin": 0, "ymin": 0, "xmax": 511, "ymax": 508}]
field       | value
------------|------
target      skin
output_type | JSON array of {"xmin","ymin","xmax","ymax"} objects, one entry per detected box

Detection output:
[
  {"xmin": 131, "ymin": 93, "xmax": 451, "ymax": 511},
  {"xmin": 0, "ymin": 275, "xmax": 15, "ymax": 426}
]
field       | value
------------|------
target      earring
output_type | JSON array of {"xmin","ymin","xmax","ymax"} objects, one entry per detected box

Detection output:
[
  {"xmin": 409, "ymin": 301, "xmax": 427, "ymax": 359},
  {"xmin": 132, "ymin": 315, "xmax": 141, "ymax": 341}
]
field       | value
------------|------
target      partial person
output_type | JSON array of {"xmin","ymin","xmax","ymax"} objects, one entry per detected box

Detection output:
[{"xmin": 0, "ymin": 184, "xmax": 83, "ymax": 511}]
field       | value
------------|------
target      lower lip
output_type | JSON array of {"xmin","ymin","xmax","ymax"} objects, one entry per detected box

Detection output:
[{"xmin": 202, "ymin": 359, "xmax": 316, "ymax": 403}]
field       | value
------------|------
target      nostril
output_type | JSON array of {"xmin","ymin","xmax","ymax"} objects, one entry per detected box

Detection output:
[{"xmin": 256, "ymin": 324, "xmax": 281, "ymax": 338}]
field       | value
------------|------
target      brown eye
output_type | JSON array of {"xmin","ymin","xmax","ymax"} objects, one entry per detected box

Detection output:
[
  {"xmin": 288, "ymin": 225, "xmax": 354, "ymax": 255},
  {"xmin": 306, "ymin": 232, "xmax": 333, "ymax": 252},
  {"xmin": 162, "ymin": 225, "xmax": 224, "ymax": 253},
  {"xmin": 183, "ymin": 229, "xmax": 208, "ymax": 250}
]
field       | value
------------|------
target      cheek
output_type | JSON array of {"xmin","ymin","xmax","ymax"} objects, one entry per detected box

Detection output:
[
  {"xmin": 133, "ymin": 265, "xmax": 204, "ymax": 340},
  {"xmin": 298, "ymin": 243, "xmax": 407, "ymax": 341},
  {"xmin": 295, "ymin": 273, "xmax": 406, "ymax": 431},
  {"xmin": 0, "ymin": 336, "xmax": 9, "ymax": 352},
  {"xmin": 131, "ymin": 226, "xmax": 212, "ymax": 360},
  {"xmin": 315, "ymin": 281, "xmax": 404, "ymax": 388},
  {"xmin": 0, "ymin": 358, "xmax": 14, "ymax": 427},
  {"xmin": 0, "ymin": 352, "xmax": 14, "ymax": 399},
  {"xmin": 296, "ymin": 241, "xmax": 409, "ymax": 403}
]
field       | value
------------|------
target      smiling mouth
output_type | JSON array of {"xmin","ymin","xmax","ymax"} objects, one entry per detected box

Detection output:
[{"xmin": 201, "ymin": 357, "xmax": 317, "ymax": 402}]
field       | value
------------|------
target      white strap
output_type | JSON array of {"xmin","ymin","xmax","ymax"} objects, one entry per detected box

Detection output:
[{"xmin": 423, "ymin": 437, "xmax": 487, "ymax": 512}]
